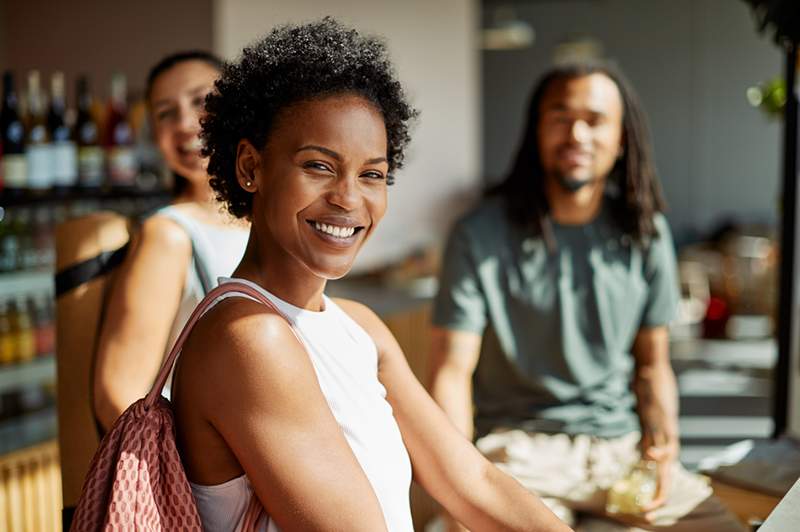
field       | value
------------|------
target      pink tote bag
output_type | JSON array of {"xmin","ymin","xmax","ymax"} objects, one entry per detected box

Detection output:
[{"xmin": 70, "ymin": 281, "xmax": 296, "ymax": 531}]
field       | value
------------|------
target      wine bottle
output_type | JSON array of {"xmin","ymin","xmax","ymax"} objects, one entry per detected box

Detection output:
[
  {"xmin": 0, "ymin": 71, "xmax": 27, "ymax": 193},
  {"xmin": 25, "ymin": 71, "xmax": 54, "ymax": 192},
  {"xmin": 105, "ymin": 73, "xmax": 137, "ymax": 188},
  {"xmin": 25, "ymin": 70, "xmax": 54, "ymax": 192},
  {"xmin": 48, "ymin": 71, "xmax": 78, "ymax": 191},
  {"xmin": 75, "ymin": 75, "xmax": 104, "ymax": 189}
]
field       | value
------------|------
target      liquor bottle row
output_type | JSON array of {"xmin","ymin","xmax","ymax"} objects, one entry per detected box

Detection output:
[
  {"xmin": 0, "ymin": 290, "xmax": 54, "ymax": 366},
  {"xmin": 0, "ymin": 70, "xmax": 160, "ymax": 195}
]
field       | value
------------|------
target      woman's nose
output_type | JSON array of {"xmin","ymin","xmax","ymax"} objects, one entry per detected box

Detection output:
[
  {"xmin": 327, "ymin": 175, "xmax": 361, "ymax": 210},
  {"xmin": 178, "ymin": 106, "xmax": 200, "ymax": 133}
]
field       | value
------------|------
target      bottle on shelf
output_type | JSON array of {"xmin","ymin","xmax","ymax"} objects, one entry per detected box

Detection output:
[
  {"xmin": 25, "ymin": 70, "xmax": 54, "ymax": 193},
  {"xmin": 9, "ymin": 295, "xmax": 36, "ymax": 363},
  {"xmin": 105, "ymin": 73, "xmax": 137, "ymax": 189},
  {"xmin": 0, "ymin": 299, "xmax": 14, "ymax": 366},
  {"xmin": 75, "ymin": 75, "xmax": 104, "ymax": 190},
  {"xmin": 48, "ymin": 71, "xmax": 78, "ymax": 192},
  {"xmin": 31, "ymin": 206, "xmax": 54, "ymax": 270},
  {"xmin": 15, "ymin": 208, "xmax": 37, "ymax": 271},
  {"xmin": 30, "ymin": 294, "xmax": 54, "ymax": 358},
  {"xmin": 1, "ymin": 71, "xmax": 27, "ymax": 193},
  {"xmin": 0, "ymin": 208, "xmax": 17, "ymax": 273}
]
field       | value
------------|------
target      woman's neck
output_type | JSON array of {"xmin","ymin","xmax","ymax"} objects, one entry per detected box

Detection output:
[{"xmin": 233, "ymin": 228, "xmax": 328, "ymax": 312}]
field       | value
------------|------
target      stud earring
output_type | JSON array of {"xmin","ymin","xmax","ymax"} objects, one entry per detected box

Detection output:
[{"xmin": 245, "ymin": 181, "xmax": 252, "ymax": 187}]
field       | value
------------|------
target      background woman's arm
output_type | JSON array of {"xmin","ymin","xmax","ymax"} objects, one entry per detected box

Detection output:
[{"xmin": 93, "ymin": 215, "xmax": 191, "ymax": 430}]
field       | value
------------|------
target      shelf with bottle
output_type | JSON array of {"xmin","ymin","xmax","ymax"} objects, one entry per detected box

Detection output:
[
  {"xmin": 0, "ymin": 282, "xmax": 56, "ymax": 444},
  {"xmin": 0, "ymin": 287, "xmax": 55, "ymax": 371},
  {"xmin": 1, "ymin": 68, "xmax": 170, "ymax": 204}
]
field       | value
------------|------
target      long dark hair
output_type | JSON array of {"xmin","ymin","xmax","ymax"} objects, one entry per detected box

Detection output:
[
  {"xmin": 145, "ymin": 50, "xmax": 223, "ymax": 197},
  {"xmin": 488, "ymin": 61, "xmax": 666, "ymax": 248}
]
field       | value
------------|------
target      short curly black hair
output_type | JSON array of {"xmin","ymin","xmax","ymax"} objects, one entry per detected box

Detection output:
[{"xmin": 202, "ymin": 17, "xmax": 418, "ymax": 219}]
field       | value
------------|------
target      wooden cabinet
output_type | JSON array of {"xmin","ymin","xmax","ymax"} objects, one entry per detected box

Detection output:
[{"xmin": 0, "ymin": 440, "xmax": 61, "ymax": 532}]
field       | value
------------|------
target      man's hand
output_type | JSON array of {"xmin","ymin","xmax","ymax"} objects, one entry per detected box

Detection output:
[{"xmin": 639, "ymin": 429, "xmax": 679, "ymax": 517}]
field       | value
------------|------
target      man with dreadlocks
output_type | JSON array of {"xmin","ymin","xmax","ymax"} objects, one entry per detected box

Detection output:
[{"xmin": 428, "ymin": 62, "xmax": 744, "ymax": 531}]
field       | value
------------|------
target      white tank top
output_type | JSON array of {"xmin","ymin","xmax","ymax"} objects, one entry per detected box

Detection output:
[
  {"xmin": 189, "ymin": 278, "xmax": 414, "ymax": 532},
  {"xmin": 156, "ymin": 205, "xmax": 249, "ymax": 399}
]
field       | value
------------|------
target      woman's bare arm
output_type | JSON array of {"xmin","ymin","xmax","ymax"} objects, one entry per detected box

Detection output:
[
  {"xmin": 338, "ymin": 299, "xmax": 572, "ymax": 532},
  {"xmin": 93, "ymin": 215, "xmax": 191, "ymax": 430}
]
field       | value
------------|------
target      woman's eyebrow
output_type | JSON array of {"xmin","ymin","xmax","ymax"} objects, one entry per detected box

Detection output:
[
  {"xmin": 297, "ymin": 145, "xmax": 341, "ymax": 160},
  {"xmin": 297, "ymin": 146, "xmax": 387, "ymax": 166}
]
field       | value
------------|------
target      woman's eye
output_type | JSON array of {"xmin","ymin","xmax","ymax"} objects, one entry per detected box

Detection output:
[
  {"xmin": 303, "ymin": 161, "xmax": 332, "ymax": 172},
  {"xmin": 192, "ymin": 96, "xmax": 205, "ymax": 109},
  {"xmin": 361, "ymin": 171, "xmax": 385, "ymax": 180},
  {"xmin": 156, "ymin": 109, "xmax": 177, "ymax": 122}
]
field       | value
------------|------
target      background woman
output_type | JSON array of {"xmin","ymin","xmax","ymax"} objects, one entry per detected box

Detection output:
[{"xmin": 93, "ymin": 51, "xmax": 249, "ymax": 431}]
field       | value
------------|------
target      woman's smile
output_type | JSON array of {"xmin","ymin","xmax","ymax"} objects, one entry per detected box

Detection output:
[{"xmin": 307, "ymin": 216, "xmax": 366, "ymax": 247}]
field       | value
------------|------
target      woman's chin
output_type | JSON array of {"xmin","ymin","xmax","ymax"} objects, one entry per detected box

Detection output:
[{"xmin": 311, "ymin": 259, "xmax": 357, "ymax": 281}]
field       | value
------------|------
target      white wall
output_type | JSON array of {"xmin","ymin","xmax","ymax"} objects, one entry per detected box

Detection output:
[
  {"xmin": 213, "ymin": 0, "xmax": 480, "ymax": 272},
  {"xmin": 481, "ymin": 0, "xmax": 782, "ymax": 243}
]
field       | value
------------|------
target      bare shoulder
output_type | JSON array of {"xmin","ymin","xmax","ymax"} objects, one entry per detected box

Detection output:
[
  {"xmin": 183, "ymin": 296, "xmax": 301, "ymax": 370},
  {"xmin": 137, "ymin": 213, "xmax": 192, "ymax": 255},
  {"xmin": 177, "ymin": 296, "xmax": 312, "ymax": 410}
]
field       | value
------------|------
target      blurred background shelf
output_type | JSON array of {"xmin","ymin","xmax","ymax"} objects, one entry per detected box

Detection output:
[
  {"xmin": 0, "ymin": 356, "xmax": 55, "ymax": 395},
  {"xmin": 0, "ymin": 187, "xmax": 170, "ymax": 208},
  {"xmin": 0, "ymin": 270, "xmax": 53, "ymax": 298}
]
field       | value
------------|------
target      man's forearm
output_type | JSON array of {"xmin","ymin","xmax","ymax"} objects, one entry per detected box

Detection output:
[{"xmin": 634, "ymin": 360, "xmax": 679, "ymax": 448}]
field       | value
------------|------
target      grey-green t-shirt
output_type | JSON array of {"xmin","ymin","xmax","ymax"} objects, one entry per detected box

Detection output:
[{"xmin": 432, "ymin": 196, "xmax": 679, "ymax": 438}]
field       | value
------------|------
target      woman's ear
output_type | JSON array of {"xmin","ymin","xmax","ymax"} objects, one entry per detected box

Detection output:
[{"xmin": 235, "ymin": 140, "xmax": 261, "ymax": 192}]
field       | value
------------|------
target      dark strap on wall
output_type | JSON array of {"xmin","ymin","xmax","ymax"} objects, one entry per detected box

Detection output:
[{"xmin": 54, "ymin": 244, "xmax": 130, "ymax": 298}]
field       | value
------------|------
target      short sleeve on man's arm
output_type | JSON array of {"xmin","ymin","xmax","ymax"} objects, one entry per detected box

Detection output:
[
  {"xmin": 640, "ymin": 214, "xmax": 680, "ymax": 328},
  {"xmin": 432, "ymin": 222, "xmax": 488, "ymax": 334}
]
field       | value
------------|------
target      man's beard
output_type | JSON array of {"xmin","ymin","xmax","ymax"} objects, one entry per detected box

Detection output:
[{"xmin": 554, "ymin": 172, "xmax": 600, "ymax": 193}]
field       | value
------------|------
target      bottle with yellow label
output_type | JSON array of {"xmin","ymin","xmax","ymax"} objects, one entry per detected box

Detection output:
[
  {"xmin": 9, "ymin": 296, "xmax": 36, "ymax": 363},
  {"xmin": 0, "ymin": 299, "xmax": 14, "ymax": 365}
]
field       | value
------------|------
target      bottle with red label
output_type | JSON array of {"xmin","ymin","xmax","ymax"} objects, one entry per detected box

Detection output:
[{"xmin": 104, "ymin": 73, "xmax": 137, "ymax": 189}]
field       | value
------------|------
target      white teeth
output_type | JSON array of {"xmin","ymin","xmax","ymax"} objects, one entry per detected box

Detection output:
[
  {"xmin": 314, "ymin": 222, "xmax": 355, "ymax": 238},
  {"xmin": 182, "ymin": 138, "xmax": 202, "ymax": 151}
]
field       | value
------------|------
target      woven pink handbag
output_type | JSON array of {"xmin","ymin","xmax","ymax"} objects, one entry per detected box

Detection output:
[{"xmin": 70, "ymin": 281, "xmax": 293, "ymax": 531}]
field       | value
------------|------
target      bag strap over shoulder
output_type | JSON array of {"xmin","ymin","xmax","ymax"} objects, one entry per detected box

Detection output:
[{"xmin": 145, "ymin": 281, "xmax": 302, "ymax": 407}]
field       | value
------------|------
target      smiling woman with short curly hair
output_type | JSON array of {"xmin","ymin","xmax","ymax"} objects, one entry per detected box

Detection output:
[
  {"xmin": 202, "ymin": 17, "xmax": 417, "ymax": 219},
  {"xmin": 172, "ymin": 18, "xmax": 573, "ymax": 532}
]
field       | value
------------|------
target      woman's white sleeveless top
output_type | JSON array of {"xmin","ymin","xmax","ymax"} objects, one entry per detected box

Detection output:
[
  {"xmin": 189, "ymin": 278, "xmax": 413, "ymax": 532},
  {"xmin": 155, "ymin": 205, "xmax": 248, "ymax": 399}
]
